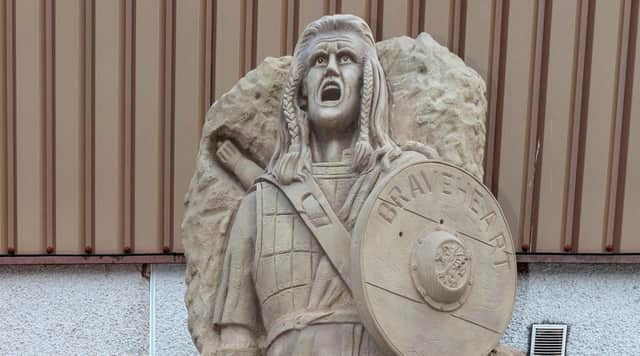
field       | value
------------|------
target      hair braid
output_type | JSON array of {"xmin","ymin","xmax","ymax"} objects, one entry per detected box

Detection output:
[
  {"xmin": 282, "ymin": 60, "xmax": 304, "ymax": 151},
  {"xmin": 353, "ymin": 59, "xmax": 374, "ymax": 171}
]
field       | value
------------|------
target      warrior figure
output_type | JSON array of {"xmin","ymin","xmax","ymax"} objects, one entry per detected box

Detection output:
[{"xmin": 213, "ymin": 14, "xmax": 424, "ymax": 356}]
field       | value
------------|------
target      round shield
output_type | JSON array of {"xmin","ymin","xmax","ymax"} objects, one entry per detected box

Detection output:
[{"xmin": 351, "ymin": 160, "xmax": 516, "ymax": 356}]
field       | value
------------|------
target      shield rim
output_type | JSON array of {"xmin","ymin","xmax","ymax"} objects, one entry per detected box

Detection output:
[{"xmin": 350, "ymin": 159, "xmax": 517, "ymax": 356}]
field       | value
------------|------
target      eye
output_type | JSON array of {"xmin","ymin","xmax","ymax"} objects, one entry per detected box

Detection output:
[
  {"xmin": 339, "ymin": 54, "xmax": 352, "ymax": 64},
  {"xmin": 315, "ymin": 56, "xmax": 326, "ymax": 65}
]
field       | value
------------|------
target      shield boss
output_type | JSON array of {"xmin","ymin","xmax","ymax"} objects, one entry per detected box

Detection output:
[{"xmin": 351, "ymin": 161, "xmax": 516, "ymax": 356}]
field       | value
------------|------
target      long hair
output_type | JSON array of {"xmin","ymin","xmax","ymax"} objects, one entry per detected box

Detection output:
[{"xmin": 267, "ymin": 15, "xmax": 399, "ymax": 184}]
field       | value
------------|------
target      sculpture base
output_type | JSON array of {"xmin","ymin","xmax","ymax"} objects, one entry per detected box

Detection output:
[{"xmin": 489, "ymin": 344, "xmax": 525, "ymax": 356}]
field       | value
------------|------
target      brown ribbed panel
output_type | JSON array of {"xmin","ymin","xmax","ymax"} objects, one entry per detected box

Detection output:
[
  {"xmin": 536, "ymin": 0, "xmax": 579, "ymax": 252},
  {"xmin": 410, "ymin": 0, "xmax": 425, "ymax": 37},
  {"xmin": 162, "ymin": 0, "xmax": 176, "ymax": 253},
  {"xmin": 15, "ymin": 0, "xmax": 45, "ymax": 253},
  {"xmin": 565, "ymin": 0, "xmax": 594, "ymax": 253},
  {"xmin": 605, "ymin": 0, "xmax": 637, "ymax": 253},
  {"xmin": 243, "ymin": 0, "xmax": 257, "ymax": 73},
  {"xmin": 300, "ymin": 1, "xmax": 326, "ymax": 28},
  {"xmin": 521, "ymin": 0, "xmax": 551, "ymax": 253},
  {"xmin": 424, "ymin": 0, "xmax": 453, "ymax": 48},
  {"xmin": 44, "ymin": 0, "xmax": 55, "ymax": 254},
  {"xmin": 256, "ymin": 0, "xmax": 287, "ymax": 64},
  {"xmin": 464, "ymin": 0, "xmax": 496, "ymax": 192},
  {"xmin": 450, "ymin": 0, "xmax": 466, "ymax": 57},
  {"xmin": 82, "ymin": 0, "xmax": 95, "ymax": 254},
  {"xmin": 55, "ymin": 0, "xmax": 84, "ymax": 254},
  {"xmin": 369, "ymin": 0, "xmax": 382, "ymax": 41},
  {"xmin": 5, "ymin": 0, "xmax": 640, "ymax": 259},
  {"xmin": 2, "ymin": 0, "xmax": 16, "ymax": 254},
  {"xmin": 214, "ymin": 0, "xmax": 242, "ymax": 98},
  {"xmin": 203, "ymin": 0, "xmax": 215, "ymax": 112},
  {"xmin": 340, "ymin": 0, "xmax": 368, "ymax": 20},
  {"xmin": 620, "ymin": 0, "xmax": 640, "ymax": 252},
  {"xmin": 173, "ymin": 0, "xmax": 205, "ymax": 253},
  {"xmin": 134, "ymin": 0, "xmax": 163, "ymax": 253},
  {"xmin": 94, "ymin": 0, "xmax": 123, "ymax": 254},
  {"xmin": 483, "ymin": 0, "xmax": 508, "ymax": 194},
  {"xmin": 285, "ymin": 0, "xmax": 299, "ymax": 54},
  {"xmin": 578, "ymin": 0, "xmax": 622, "ymax": 253},
  {"xmin": 299, "ymin": 0, "xmax": 326, "ymax": 33},
  {"xmin": 123, "ymin": 0, "xmax": 135, "ymax": 253},
  {"xmin": 382, "ymin": 0, "xmax": 410, "ymax": 39},
  {"xmin": 463, "ymin": 0, "xmax": 492, "ymax": 88},
  {"xmin": 498, "ymin": 0, "xmax": 536, "ymax": 252},
  {"xmin": 328, "ymin": 0, "xmax": 341, "ymax": 14}
]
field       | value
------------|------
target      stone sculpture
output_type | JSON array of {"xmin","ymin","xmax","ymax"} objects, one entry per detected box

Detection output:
[{"xmin": 183, "ymin": 14, "xmax": 518, "ymax": 356}]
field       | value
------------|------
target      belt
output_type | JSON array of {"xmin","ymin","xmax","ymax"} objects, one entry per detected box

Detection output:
[{"xmin": 266, "ymin": 308, "xmax": 361, "ymax": 347}]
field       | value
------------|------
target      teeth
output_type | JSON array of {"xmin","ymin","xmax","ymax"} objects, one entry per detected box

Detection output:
[{"xmin": 321, "ymin": 81, "xmax": 341, "ymax": 102}]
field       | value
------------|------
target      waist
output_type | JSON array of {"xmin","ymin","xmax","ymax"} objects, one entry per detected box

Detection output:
[{"xmin": 266, "ymin": 308, "xmax": 361, "ymax": 347}]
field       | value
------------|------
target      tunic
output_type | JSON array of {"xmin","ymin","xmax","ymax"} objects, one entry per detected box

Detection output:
[{"xmin": 213, "ymin": 152, "xmax": 423, "ymax": 355}]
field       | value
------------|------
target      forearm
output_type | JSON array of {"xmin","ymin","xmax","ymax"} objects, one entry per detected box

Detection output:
[
  {"xmin": 233, "ymin": 157, "xmax": 265, "ymax": 190},
  {"xmin": 215, "ymin": 140, "xmax": 265, "ymax": 190}
]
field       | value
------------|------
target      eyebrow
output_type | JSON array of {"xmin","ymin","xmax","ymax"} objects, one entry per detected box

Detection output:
[
  {"xmin": 336, "ymin": 41, "xmax": 357, "ymax": 51},
  {"xmin": 309, "ymin": 40, "xmax": 360, "ymax": 53}
]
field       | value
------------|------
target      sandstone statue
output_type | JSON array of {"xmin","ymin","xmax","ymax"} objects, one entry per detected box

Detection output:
[{"xmin": 183, "ymin": 14, "xmax": 518, "ymax": 356}]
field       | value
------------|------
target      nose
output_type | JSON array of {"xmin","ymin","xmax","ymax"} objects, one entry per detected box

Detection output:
[{"xmin": 325, "ymin": 53, "xmax": 339, "ymax": 77}]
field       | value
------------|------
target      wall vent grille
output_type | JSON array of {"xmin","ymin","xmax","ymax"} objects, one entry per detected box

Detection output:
[{"xmin": 529, "ymin": 324, "xmax": 567, "ymax": 356}]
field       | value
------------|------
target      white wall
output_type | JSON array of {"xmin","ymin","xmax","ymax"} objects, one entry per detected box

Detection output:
[{"xmin": 1, "ymin": 263, "xmax": 638, "ymax": 355}]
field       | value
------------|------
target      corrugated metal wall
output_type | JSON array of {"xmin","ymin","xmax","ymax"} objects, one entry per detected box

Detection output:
[{"xmin": 0, "ymin": 0, "xmax": 638, "ymax": 259}]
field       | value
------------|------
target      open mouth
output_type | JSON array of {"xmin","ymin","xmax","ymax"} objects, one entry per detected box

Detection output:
[{"xmin": 320, "ymin": 81, "xmax": 342, "ymax": 103}]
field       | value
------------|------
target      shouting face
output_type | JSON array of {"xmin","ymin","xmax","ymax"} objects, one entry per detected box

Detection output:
[{"xmin": 302, "ymin": 31, "xmax": 366, "ymax": 134}]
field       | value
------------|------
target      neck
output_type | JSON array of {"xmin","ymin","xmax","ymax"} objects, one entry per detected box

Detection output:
[{"xmin": 309, "ymin": 123, "xmax": 357, "ymax": 163}]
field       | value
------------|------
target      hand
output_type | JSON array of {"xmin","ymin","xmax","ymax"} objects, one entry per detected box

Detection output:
[
  {"xmin": 216, "ymin": 140, "xmax": 243, "ymax": 171},
  {"xmin": 215, "ymin": 139, "xmax": 265, "ymax": 189}
]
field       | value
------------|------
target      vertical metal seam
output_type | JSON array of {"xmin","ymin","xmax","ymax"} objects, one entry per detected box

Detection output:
[
  {"xmin": 285, "ymin": 0, "xmax": 299, "ymax": 55},
  {"xmin": 162, "ymin": 0, "xmax": 175, "ymax": 253},
  {"xmin": 243, "ymin": 0, "xmax": 257, "ymax": 74},
  {"xmin": 203, "ymin": 0, "xmax": 215, "ymax": 113},
  {"xmin": 484, "ymin": 0, "xmax": 507, "ymax": 194},
  {"xmin": 328, "ymin": 0, "xmax": 339, "ymax": 14},
  {"xmin": 123, "ymin": 0, "xmax": 135, "ymax": 253},
  {"xmin": 4, "ymin": 0, "xmax": 16, "ymax": 253},
  {"xmin": 369, "ymin": 0, "xmax": 382, "ymax": 41},
  {"xmin": 411, "ymin": 0, "xmax": 419, "ymax": 37},
  {"xmin": 615, "ymin": 0, "xmax": 638, "ymax": 251},
  {"xmin": 606, "ymin": 0, "xmax": 638, "ymax": 252},
  {"xmin": 522, "ymin": 0, "xmax": 551, "ymax": 252},
  {"xmin": 565, "ymin": 0, "xmax": 594, "ymax": 253},
  {"xmin": 410, "ymin": 0, "xmax": 425, "ymax": 37},
  {"xmin": 83, "ymin": 0, "xmax": 96, "ymax": 253},
  {"xmin": 451, "ymin": 0, "xmax": 466, "ymax": 57},
  {"xmin": 44, "ymin": 0, "xmax": 55, "ymax": 253}
]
